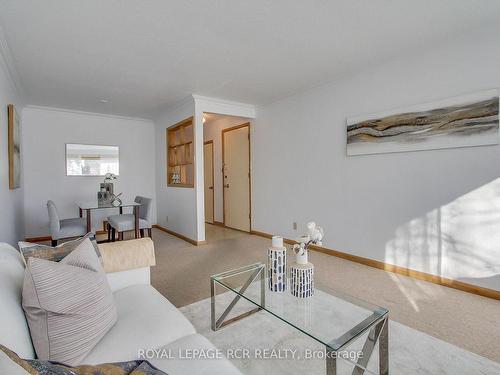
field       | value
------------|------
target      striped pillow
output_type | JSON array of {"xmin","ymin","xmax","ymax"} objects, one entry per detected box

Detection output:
[{"xmin": 22, "ymin": 238, "xmax": 117, "ymax": 366}]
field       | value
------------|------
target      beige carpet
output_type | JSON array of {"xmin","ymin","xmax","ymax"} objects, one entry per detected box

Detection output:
[{"xmin": 147, "ymin": 225, "xmax": 500, "ymax": 364}]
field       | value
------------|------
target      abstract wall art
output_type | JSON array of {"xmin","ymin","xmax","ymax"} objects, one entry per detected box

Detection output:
[
  {"xmin": 8, "ymin": 104, "xmax": 21, "ymax": 189},
  {"xmin": 346, "ymin": 90, "xmax": 499, "ymax": 156}
]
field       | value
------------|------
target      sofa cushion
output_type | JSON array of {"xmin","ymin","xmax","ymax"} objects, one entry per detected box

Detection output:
[
  {"xmin": 148, "ymin": 334, "xmax": 241, "ymax": 375},
  {"xmin": 82, "ymin": 284, "xmax": 196, "ymax": 364},
  {"xmin": 22, "ymin": 238, "xmax": 117, "ymax": 366},
  {"xmin": 106, "ymin": 267, "xmax": 151, "ymax": 292},
  {"xmin": 0, "ymin": 243, "xmax": 35, "ymax": 360}
]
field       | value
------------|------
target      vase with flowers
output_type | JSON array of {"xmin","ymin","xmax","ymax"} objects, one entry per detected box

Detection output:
[{"xmin": 289, "ymin": 222, "xmax": 324, "ymax": 298}]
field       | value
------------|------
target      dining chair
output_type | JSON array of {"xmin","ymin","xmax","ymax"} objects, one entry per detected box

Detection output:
[
  {"xmin": 47, "ymin": 200, "xmax": 91, "ymax": 246},
  {"xmin": 107, "ymin": 196, "xmax": 153, "ymax": 241}
]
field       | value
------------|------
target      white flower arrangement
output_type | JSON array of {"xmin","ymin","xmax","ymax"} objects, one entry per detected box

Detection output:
[{"xmin": 292, "ymin": 222, "xmax": 324, "ymax": 265}]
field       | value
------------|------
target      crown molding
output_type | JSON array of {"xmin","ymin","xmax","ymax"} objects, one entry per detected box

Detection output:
[
  {"xmin": 192, "ymin": 94, "xmax": 256, "ymax": 118},
  {"xmin": 0, "ymin": 23, "xmax": 25, "ymax": 102},
  {"xmin": 192, "ymin": 94, "xmax": 255, "ymax": 110},
  {"xmin": 24, "ymin": 105, "xmax": 154, "ymax": 124}
]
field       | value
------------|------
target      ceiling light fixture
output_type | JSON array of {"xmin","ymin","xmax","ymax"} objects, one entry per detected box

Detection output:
[{"xmin": 99, "ymin": 99, "xmax": 110, "ymax": 103}]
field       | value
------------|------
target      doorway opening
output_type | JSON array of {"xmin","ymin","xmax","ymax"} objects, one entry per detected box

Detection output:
[{"xmin": 203, "ymin": 113, "xmax": 251, "ymax": 234}]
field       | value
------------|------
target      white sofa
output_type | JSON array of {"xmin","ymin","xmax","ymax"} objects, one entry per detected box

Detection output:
[{"xmin": 0, "ymin": 242, "xmax": 241, "ymax": 374}]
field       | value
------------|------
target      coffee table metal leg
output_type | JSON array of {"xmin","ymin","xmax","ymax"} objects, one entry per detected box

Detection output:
[
  {"xmin": 211, "ymin": 278, "xmax": 217, "ymax": 331},
  {"xmin": 379, "ymin": 317, "xmax": 389, "ymax": 375},
  {"xmin": 326, "ymin": 348, "xmax": 337, "ymax": 375},
  {"xmin": 260, "ymin": 264, "xmax": 266, "ymax": 308},
  {"xmin": 211, "ymin": 265, "xmax": 265, "ymax": 331},
  {"xmin": 348, "ymin": 315, "xmax": 388, "ymax": 375}
]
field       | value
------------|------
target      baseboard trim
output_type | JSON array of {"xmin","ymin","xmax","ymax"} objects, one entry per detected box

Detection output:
[
  {"xmin": 153, "ymin": 225, "xmax": 206, "ymax": 246},
  {"xmin": 25, "ymin": 230, "xmax": 108, "ymax": 243},
  {"xmin": 208, "ymin": 221, "xmax": 251, "ymax": 234},
  {"xmin": 250, "ymin": 230, "xmax": 500, "ymax": 301},
  {"xmin": 24, "ymin": 236, "xmax": 51, "ymax": 243}
]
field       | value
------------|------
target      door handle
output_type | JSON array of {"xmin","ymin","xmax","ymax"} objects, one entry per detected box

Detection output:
[
  {"xmin": 208, "ymin": 186, "xmax": 213, "ymax": 190},
  {"xmin": 224, "ymin": 184, "xmax": 230, "ymax": 188}
]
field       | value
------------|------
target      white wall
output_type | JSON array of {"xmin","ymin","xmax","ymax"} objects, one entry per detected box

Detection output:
[
  {"xmin": 22, "ymin": 107, "xmax": 156, "ymax": 237},
  {"xmin": 203, "ymin": 116, "xmax": 250, "ymax": 223},
  {"xmin": 0, "ymin": 41, "xmax": 24, "ymax": 245},
  {"xmin": 252, "ymin": 24, "xmax": 500, "ymax": 292},
  {"xmin": 154, "ymin": 97, "xmax": 197, "ymax": 240}
]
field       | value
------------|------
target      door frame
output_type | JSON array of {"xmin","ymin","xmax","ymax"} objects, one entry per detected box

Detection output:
[
  {"xmin": 204, "ymin": 140, "xmax": 215, "ymax": 224},
  {"xmin": 221, "ymin": 122, "xmax": 252, "ymax": 232}
]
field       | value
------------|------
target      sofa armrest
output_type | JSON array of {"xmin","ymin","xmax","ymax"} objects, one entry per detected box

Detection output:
[
  {"xmin": 98, "ymin": 238, "xmax": 155, "ymax": 273},
  {"xmin": 98, "ymin": 238, "xmax": 155, "ymax": 292}
]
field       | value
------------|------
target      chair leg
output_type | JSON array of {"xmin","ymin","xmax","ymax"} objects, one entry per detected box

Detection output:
[
  {"xmin": 51, "ymin": 239, "xmax": 57, "ymax": 247},
  {"xmin": 118, "ymin": 231, "xmax": 124, "ymax": 241},
  {"xmin": 140, "ymin": 229, "xmax": 145, "ymax": 238},
  {"xmin": 107, "ymin": 223, "xmax": 111, "ymax": 242},
  {"xmin": 147, "ymin": 228, "xmax": 152, "ymax": 238},
  {"xmin": 111, "ymin": 228, "xmax": 116, "ymax": 242}
]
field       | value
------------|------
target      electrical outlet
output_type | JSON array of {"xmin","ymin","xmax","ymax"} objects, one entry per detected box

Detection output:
[{"xmin": 293, "ymin": 222, "xmax": 297, "ymax": 230}]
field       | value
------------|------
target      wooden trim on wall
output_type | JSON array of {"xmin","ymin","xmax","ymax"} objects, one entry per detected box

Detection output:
[
  {"xmin": 250, "ymin": 229, "xmax": 500, "ymax": 301},
  {"xmin": 25, "ymin": 229, "xmax": 107, "ymax": 243},
  {"xmin": 7, "ymin": 104, "xmax": 16, "ymax": 190},
  {"xmin": 221, "ymin": 122, "xmax": 252, "ymax": 232},
  {"xmin": 153, "ymin": 224, "xmax": 206, "ymax": 246},
  {"xmin": 24, "ymin": 236, "xmax": 52, "ymax": 243},
  {"xmin": 204, "ymin": 140, "xmax": 215, "ymax": 224}
]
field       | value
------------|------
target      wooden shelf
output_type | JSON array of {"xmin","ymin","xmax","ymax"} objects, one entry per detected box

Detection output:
[
  {"xmin": 168, "ymin": 183, "xmax": 194, "ymax": 188},
  {"xmin": 169, "ymin": 162, "xmax": 193, "ymax": 167},
  {"xmin": 167, "ymin": 117, "xmax": 194, "ymax": 187},
  {"xmin": 170, "ymin": 141, "xmax": 193, "ymax": 148}
]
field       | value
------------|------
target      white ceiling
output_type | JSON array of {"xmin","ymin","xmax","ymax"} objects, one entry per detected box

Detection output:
[{"xmin": 1, "ymin": 0, "xmax": 500, "ymax": 119}]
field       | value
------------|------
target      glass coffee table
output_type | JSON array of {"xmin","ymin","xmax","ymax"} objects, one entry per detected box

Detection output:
[{"xmin": 211, "ymin": 262, "xmax": 389, "ymax": 375}]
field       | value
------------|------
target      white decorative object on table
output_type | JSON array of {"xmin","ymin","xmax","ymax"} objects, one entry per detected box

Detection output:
[
  {"xmin": 289, "ymin": 222, "xmax": 324, "ymax": 298},
  {"xmin": 267, "ymin": 236, "xmax": 287, "ymax": 292}
]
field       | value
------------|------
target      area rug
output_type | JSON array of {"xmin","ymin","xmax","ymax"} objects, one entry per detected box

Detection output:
[{"xmin": 180, "ymin": 293, "xmax": 500, "ymax": 375}]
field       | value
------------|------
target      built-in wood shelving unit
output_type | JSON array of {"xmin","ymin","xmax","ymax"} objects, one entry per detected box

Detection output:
[{"xmin": 167, "ymin": 117, "xmax": 194, "ymax": 187}]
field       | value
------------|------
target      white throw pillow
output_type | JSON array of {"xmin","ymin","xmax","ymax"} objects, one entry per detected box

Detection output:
[{"xmin": 22, "ymin": 238, "xmax": 117, "ymax": 366}]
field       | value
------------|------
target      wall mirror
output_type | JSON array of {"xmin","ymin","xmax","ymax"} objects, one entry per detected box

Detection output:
[{"xmin": 66, "ymin": 144, "xmax": 119, "ymax": 176}]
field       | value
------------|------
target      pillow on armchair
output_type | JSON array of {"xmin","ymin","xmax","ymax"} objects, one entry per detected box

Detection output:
[{"xmin": 22, "ymin": 238, "xmax": 117, "ymax": 366}]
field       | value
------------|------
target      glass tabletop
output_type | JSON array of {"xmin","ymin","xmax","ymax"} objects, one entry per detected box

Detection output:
[
  {"xmin": 75, "ymin": 200, "xmax": 141, "ymax": 209},
  {"xmin": 211, "ymin": 262, "xmax": 388, "ymax": 352}
]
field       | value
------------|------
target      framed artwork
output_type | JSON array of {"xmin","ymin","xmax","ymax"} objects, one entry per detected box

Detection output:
[
  {"xmin": 8, "ymin": 104, "xmax": 20, "ymax": 189},
  {"xmin": 346, "ymin": 89, "xmax": 499, "ymax": 156}
]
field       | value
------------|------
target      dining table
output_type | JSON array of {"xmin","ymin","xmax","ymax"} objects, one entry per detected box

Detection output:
[{"xmin": 75, "ymin": 200, "xmax": 142, "ymax": 239}]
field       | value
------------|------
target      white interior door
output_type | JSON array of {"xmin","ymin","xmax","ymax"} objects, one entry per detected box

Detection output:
[
  {"xmin": 204, "ymin": 142, "xmax": 214, "ymax": 224},
  {"xmin": 223, "ymin": 124, "xmax": 250, "ymax": 232}
]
